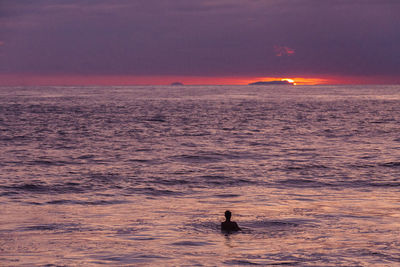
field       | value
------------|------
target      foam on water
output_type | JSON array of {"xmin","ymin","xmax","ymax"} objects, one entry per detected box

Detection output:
[{"xmin": 0, "ymin": 85, "xmax": 399, "ymax": 266}]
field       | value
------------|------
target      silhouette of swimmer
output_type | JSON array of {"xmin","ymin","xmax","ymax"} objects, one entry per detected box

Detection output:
[{"xmin": 221, "ymin": 210, "xmax": 241, "ymax": 232}]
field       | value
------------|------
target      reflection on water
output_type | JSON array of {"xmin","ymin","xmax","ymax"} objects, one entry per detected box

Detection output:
[
  {"xmin": 5, "ymin": 188, "xmax": 399, "ymax": 266},
  {"xmin": 0, "ymin": 85, "xmax": 399, "ymax": 266}
]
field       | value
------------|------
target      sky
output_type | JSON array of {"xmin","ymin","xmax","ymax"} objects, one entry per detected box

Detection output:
[{"xmin": 1, "ymin": 0, "xmax": 399, "ymax": 85}]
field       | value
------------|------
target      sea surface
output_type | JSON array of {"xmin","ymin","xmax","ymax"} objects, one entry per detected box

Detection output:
[{"xmin": 0, "ymin": 85, "xmax": 399, "ymax": 266}]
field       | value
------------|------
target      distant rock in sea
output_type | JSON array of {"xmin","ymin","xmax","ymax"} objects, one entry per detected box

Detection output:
[
  {"xmin": 171, "ymin": 82, "xmax": 184, "ymax": 86},
  {"xmin": 249, "ymin": 80, "xmax": 293, "ymax": 85}
]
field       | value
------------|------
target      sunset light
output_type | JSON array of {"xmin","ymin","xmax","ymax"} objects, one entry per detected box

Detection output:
[
  {"xmin": 2, "ymin": 74, "xmax": 394, "ymax": 86},
  {"xmin": 281, "ymin": 78, "xmax": 296, "ymax": 85},
  {"xmin": 247, "ymin": 77, "xmax": 332, "ymax": 86},
  {"xmin": 1, "ymin": 1, "xmax": 400, "ymax": 266},
  {"xmin": 0, "ymin": 74, "xmax": 333, "ymax": 86}
]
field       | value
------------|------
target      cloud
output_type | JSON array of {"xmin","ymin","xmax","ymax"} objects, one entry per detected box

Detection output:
[
  {"xmin": 0, "ymin": 0, "xmax": 399, "ymax": 79},
  {"xmin": 274, "ymin": 46, "xmax": 295, "ymax": 57}
]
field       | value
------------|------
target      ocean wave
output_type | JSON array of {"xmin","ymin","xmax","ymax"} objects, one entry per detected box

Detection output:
[
  {"xmin": 277, "ymin": 178, "xmax": 332, "ymax": 188},
  {"xmin": 1, "ymin": 182, "xmax": 88, "ymax": 194},
  {"xmin": 46, "ymin": 199, "xmax": 128, "ymax": 205},
  {"xmin": 124, "ymin": 186, "xmax": 184, "ymax": 196},
  {"xmin": 379, "ymin": 161, "xmax": 400, "ymax": 168}
]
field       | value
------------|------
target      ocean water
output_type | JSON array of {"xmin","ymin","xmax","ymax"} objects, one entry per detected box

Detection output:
[{"xmin": 0, "ymin": 85, "xmax": 399, "ymax": 266}]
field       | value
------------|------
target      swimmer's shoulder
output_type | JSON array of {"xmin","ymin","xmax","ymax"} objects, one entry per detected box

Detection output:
[{"xmin": 221, "ymin": 221, "xmax": 241, "ymax": 232}]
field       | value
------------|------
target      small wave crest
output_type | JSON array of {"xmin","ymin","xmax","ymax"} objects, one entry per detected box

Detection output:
[
  {"xmin": 19, "ymin": 223, "xmax": 83, "ymax": 233},
  {"xmin": 277, "ymin": 178, "xmax": 332, "ymax": 188},
  {"xmin": 380, "ymin": 161, "xmax": 400, "ymax": 168},
  {"xmin": 46, "ymin": 199, "xmax": 128, "ymax": 205},
  {"xmin": 124, "ymin": 186, "xmax": 184, "ymax": 197},
  {"xmin": 170, "ymin": 240, "xmax": 214, "ymax": 246},
  {"xmin": 199, "ymin": 175, "xmax": 257, "ymax": 186},
  {"xmin": 1, "ymin": 182, "xmax": 88, "ymax": 195}
]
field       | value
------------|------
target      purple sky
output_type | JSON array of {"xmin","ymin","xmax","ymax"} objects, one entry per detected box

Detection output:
[{"xmin": 1, "ymin": 0, "xmax": 399, "ymax": 84}]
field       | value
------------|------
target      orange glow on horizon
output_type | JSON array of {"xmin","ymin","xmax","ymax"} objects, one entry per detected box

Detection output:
[
  {"xmin": 0, "ymin": 74, "xmax": 398, "ymax": 86},
  {"xmin": 247, "ymin": 77, "xmax": 332, "ymax": 86},
  {"xmin": 281, "ymin": 78, "xmax": 296, "ymax": 85}
]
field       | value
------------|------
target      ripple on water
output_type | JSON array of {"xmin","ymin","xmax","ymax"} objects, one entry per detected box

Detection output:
[
  {"xmin": 124, "ymin": 186, "xmax": 185, "ymax": 197},
  {"xmin": 277, "ymin": 178, "xmax": 332, "ymax": 188},
  {"xmin": 214, "ymin": 193, "xmax": 241, "ymax": 198},
  {"xmin": 223, "ymin": 259, "xmax": 264, "ymax": 265},
  {"xmin": 45, "ymin": 199, "xmax": 129, "ymax": 205},
  {"xmin": 1, "ymin": 182, "xmax": 89, "ymax": 195},
  {"xmin": 92, "ymin": 254, "xmax": 172, "ymax": 265},
  {"xmin": 18, "ymin": 223, "xmax": 83, "ymax": 233},
  {"xmin": 199, "ymin": 175, "xmax": 257, "ymax": 186},
  {"xmin": 171, "ymin": 154, "xmax": 223, "ymax": 163},
  {"xmin": 1, "ymin": 86, "xmax": 400, "ymax": 266},
  {"xmin": 171, "ymin": 241, "xmax": 214, "ymax": 246},
  {"xmin": 379, "ymin": 161, "xmax": 400, "ymax": 168},
  {"xmin": 244, "ymin": 219, "xmax": 302, "ymax": 229}
]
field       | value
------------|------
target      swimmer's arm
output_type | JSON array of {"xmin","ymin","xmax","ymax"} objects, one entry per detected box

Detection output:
[{"xmin": 234, "ymin": 222, "xmax": 241, "ymax": 231}]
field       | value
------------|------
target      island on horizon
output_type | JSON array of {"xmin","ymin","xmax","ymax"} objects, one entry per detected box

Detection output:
[
  {"xmin": 249, "ymin": 80, "xmax": 294, "ymax": 85},
  {"xmin": 170, "ymin": 82, "xmax": 184, "ymax": 86}
]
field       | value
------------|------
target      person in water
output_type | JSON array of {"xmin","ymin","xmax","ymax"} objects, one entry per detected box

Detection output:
[{"xmin": 221, "ymin": 210, "xmax": 241, "ymax": 232}]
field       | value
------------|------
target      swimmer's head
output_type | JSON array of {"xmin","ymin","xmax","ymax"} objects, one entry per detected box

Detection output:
[{"xmin": 224, "ymin": 210, "xmax": 232, "ymax": 221}]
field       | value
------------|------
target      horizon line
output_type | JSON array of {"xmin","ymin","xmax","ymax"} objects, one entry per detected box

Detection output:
[{"xmin": 0, "ymin": 74, "xmax": 399, "ymax": 86}]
